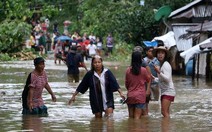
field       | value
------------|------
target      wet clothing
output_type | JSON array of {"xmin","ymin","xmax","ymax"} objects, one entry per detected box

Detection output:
[
  {"xmin": 66, "ymin": 52, "xmax": 83, "ymax": 75},
  {"xmin": 30, "ymin": 71, "xmax": 48, "ymax": 108},
  {"xmin": 125, "ymin": 67, "xmax": 150, "ymax": 104},
  {"xmin": 128, "ymin": 103, "xmax": 146, "ymax": 109},
  {"xmin": 158, "ymin": 61, "xmax": 176, "ymax": 97},
  {"xmin": 22, "ymin": 71, "xmax": 48, "ymax": 115},
  {"xmin": 22, "ymin": 105, "xmax": 47, "ymax": 115},
  {"xmin": 76, "ymin": 69, "xmax": 120, "ymax": 114}
]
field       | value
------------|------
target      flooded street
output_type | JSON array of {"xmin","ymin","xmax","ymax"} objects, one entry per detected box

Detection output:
[{"xmin": 0, "ymin": 59, "xmax": 212, "ymax": 132}]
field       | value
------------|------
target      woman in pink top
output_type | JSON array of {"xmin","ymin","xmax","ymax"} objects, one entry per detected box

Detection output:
[
  {"xmin": 125, "ymin": 51, "xmax": 151, "ymax": 119},
  {"xmin": 22, "ymin": 57, "xmax": 56, "ymax": 115}
]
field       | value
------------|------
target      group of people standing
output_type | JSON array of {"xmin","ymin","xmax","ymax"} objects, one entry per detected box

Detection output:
[
  {"xmin": 22, "ymin": 42, "xmax": 175, "ymax": 119},
  {"xmin": 28, "ymin": 18, "xmax": 115, "ymax": 63},
  {"xmin": 125, "ymin": 45, "xmax": 176, "ymax": 119},
  {"xmin": 53, "ymin": 32, "xmax": 115, "ymax": 64}
]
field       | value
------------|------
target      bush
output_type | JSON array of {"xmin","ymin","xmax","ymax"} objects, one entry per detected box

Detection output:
[
  {"xmin": 0, "ymin": 53, "xmax": 15, "ymax": 61},
  {"xmin": 104, "ymin": 41, "xmax": 133, "ymax": 62}
]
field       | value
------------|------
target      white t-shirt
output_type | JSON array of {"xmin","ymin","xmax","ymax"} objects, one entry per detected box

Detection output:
[{"xmin": 87, "ymin": 44, "xmax": 97, "ymax": 56}]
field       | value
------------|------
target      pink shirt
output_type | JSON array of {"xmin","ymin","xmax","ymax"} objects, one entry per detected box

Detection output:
[
  {"xmin": 29, "ymin": 70, "xmax": 48, "ymax": 107},
  {"xmin": 125, "ymin": 67, "xmax": 150, "ymax": 104}
]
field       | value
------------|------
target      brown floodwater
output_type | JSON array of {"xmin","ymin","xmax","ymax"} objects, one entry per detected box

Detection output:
[{"xmin": 0, "ymin": 59, "xmax": 212, "ymax": 132}]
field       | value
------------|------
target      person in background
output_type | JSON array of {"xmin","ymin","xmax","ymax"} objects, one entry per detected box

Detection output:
[
  {"xmin": 38, "ymin": 31, "xmax": 46, "ymax": 55},
  {"xmin": 66, "ymin": 45, "xmax": 88, "ymax": 83},
  {"xmin": 22, "ymin": 57, "xmax": 56, "ymax": 115},
  {"xmin": 125, "ymin": 51, "xmax": 151, "ymax": 119},
  {"xmin": 68, "ymin": 55, "xmax": 125, "ymax": 118},
  {"xmin": 96, "ymin": 36, "xmax": 103, "ymax": 56},
  {"xmin": 45, "ymin": 33, "xmax": 52, "ymax": 52},
  {"xmin": 83, "ymin": 37, "xmax": 91, "ymax": 60},
  {"xmin": 152, "ymin": 46, "xmax": 176, "ymax": 118},
  {"xmin": 143, "ymin": 47, "xmax": 160, "ymax": 101},
  {"xmin": 82, "ymin": 33, "xmax": 87, "ymax": 41},
  {"xmin": 86, "ymin": 41, "xmax": 97, "ymax": 58},
  {"xmin": 54, "ymin": 40, "xmax": 63, "ymax": 64},
  {"xmin": 62, "ymin": 40, "xmax": 71, "ymax": 57},
  {"xmin": 106, "ymin": 33, "xmax": 114, "ymax": 56},
  {"xmin": 89, "ymin": 33, "xmax": 96, "ymax": 42},
  {"xmin": 29, "ymin": 32, "xmax": 35, "ymax": 47}
]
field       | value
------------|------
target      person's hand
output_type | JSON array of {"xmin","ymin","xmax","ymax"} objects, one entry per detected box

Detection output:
[
  {"xmin": 28, "ymin": 101, "xmax": 33, "ymax": 112},
  {"xmin": 146, "ymin": 89, "xmax": 151, "ymax": 96},
  {"xmin": 51, "ymin": 94, "xmax": 56, "ymax": 102},
  {"xmin": 68, "ymin": 96, "xmax": 76, "ymax": 105},
  {"xmin": 151, "ymin": 74, "xmax": 155, "ymax": 79},
  {"xmin": 154, "ymin": 65, "xmax": 160, "ymax": 74},
  {"xmin": 119, "ymin": 93, "xmax": 126, "ymax": 101}
]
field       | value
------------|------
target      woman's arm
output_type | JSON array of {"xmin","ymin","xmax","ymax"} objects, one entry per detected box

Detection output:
[
  {"xmin": 156, "ymin": 62, "xmax": 172, "ymax": 83},
  {"xmin": 117, "ymin": 88, "xmax": 125, "ymax": 100},
  {"xmin": 28, "ymin": 86, "xmax": 34, "ymax": 112},
  {"xmin": 68, "ymin": 91, "xmax": 79, "ymax": 105},
  {"xmin": 45, "ymin": 83, "xmax": 56, "ymax": 102}
]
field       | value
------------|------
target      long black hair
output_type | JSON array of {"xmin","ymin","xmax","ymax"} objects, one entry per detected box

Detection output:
[{"xmin": 131, "ymin": 51, "xmax": 142, "ymax": 75}]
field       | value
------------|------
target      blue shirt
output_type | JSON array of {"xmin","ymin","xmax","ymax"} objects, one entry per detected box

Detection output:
[{"xmin": 143, "ymin": 57, "xmax": 160, "ymax": 77}]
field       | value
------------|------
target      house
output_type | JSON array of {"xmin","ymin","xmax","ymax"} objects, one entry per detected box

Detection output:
[{"xmin": 163, "ymin": 0, "xmax": 212, "ymax": 80}]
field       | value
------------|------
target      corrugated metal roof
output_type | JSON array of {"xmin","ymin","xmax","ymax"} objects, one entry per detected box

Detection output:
[
  {"xmin": 169, "ymin": 0, "xmax": 202, "ymax": 18},
  {"xmin": 194, "ymin": 5, "xmax": 212, "ymax": 17},
  {"xmin": 172, "ymin": 8, "xmax": 193, "ymax": 19},
  {"xmin": 200, "ymin": 42, "xmax": 212, "ymax": 49},
  {"xmin": 172, "ymin": 23, "xmax": 200, "ymax": 51},
  {"xmin": 170, "ymin": 3, "xmax": 212, "ymax": 19},
  {"xmin": 187, "ymin": 21, "xmax": 212, "ymax": 32}
]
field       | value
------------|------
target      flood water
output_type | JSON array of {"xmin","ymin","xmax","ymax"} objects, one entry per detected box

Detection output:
[{"xmin": 0, "ymin": 59, "xmax": 212, "ymax": 132}]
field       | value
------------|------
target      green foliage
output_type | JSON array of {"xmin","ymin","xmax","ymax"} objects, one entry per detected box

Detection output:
[
  {"xmin": 0, "ymin": 0, "xmax": 32, "ymax": 22},
  {"xmin": 75, "ymin": 0, "xmax": 194, "ymax": 45},
  {"xmin": 0, "ymin": 0, "xmax": 195, "ymax": 61},
  {"xmin": 0, "ymin": 53, "xmax": 15, "ymax": 61},
  {"xmin": 104, "ymin": 41, "xmax": 133, "ymax": 62},
  {"xmin": 0, "ymin": 20, "xmax": 31, "ymax": 53},
  {"xmin": 0, "ymin": 0, "xmax": 58, "ymax": 55},
  {"xmin": 145, "ymin": 0, "xmax": 193, "ymax": 9}
]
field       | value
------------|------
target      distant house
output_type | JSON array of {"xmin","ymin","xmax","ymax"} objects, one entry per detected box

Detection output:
[{"xmin": 163, "ymin": 0, "xmax": 212, "ymax": 80}]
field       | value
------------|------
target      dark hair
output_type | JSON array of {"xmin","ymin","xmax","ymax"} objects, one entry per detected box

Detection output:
[
  {"xmin": 131, "ymin": 51, "xmax": 142, "ymax": 75},
  {"xmin": 156, "ymin": 40, "xmax": 164, "ymax": 47},
  {"xmin": 155, "ymin": 50, "xmax": 171, "ymax": 66},
  {"xmin": 145, "ymin": 46, "xmax": 154, "ymax": 52},
  {"xmin": 34, "ymin": 57, "xmax": 45, "ymax": 65},
  {"xmin": 91, "ymin": 55, "xmax": 103, "ymax": 72}
]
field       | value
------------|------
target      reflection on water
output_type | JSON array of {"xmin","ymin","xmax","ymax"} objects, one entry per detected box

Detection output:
[
  {"xmin": 22, "ymin": 115, "xmax": 43, "ymax": 131},
  {"xmin": 89, "ymin": 117, "xmax": 114, "ymax": 132},
  {"xmin": 0, "ymin": 60, "xmax": 212, "ymax": 131}
]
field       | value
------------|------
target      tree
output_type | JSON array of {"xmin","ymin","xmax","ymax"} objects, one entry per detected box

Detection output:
[
  {"xmin": 0, "ymin": 0, "xmax": 58, "ymax": 54},
  {"xmin": 75, "ymin": 0, "xmax": 193, "ymax": 45}
]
